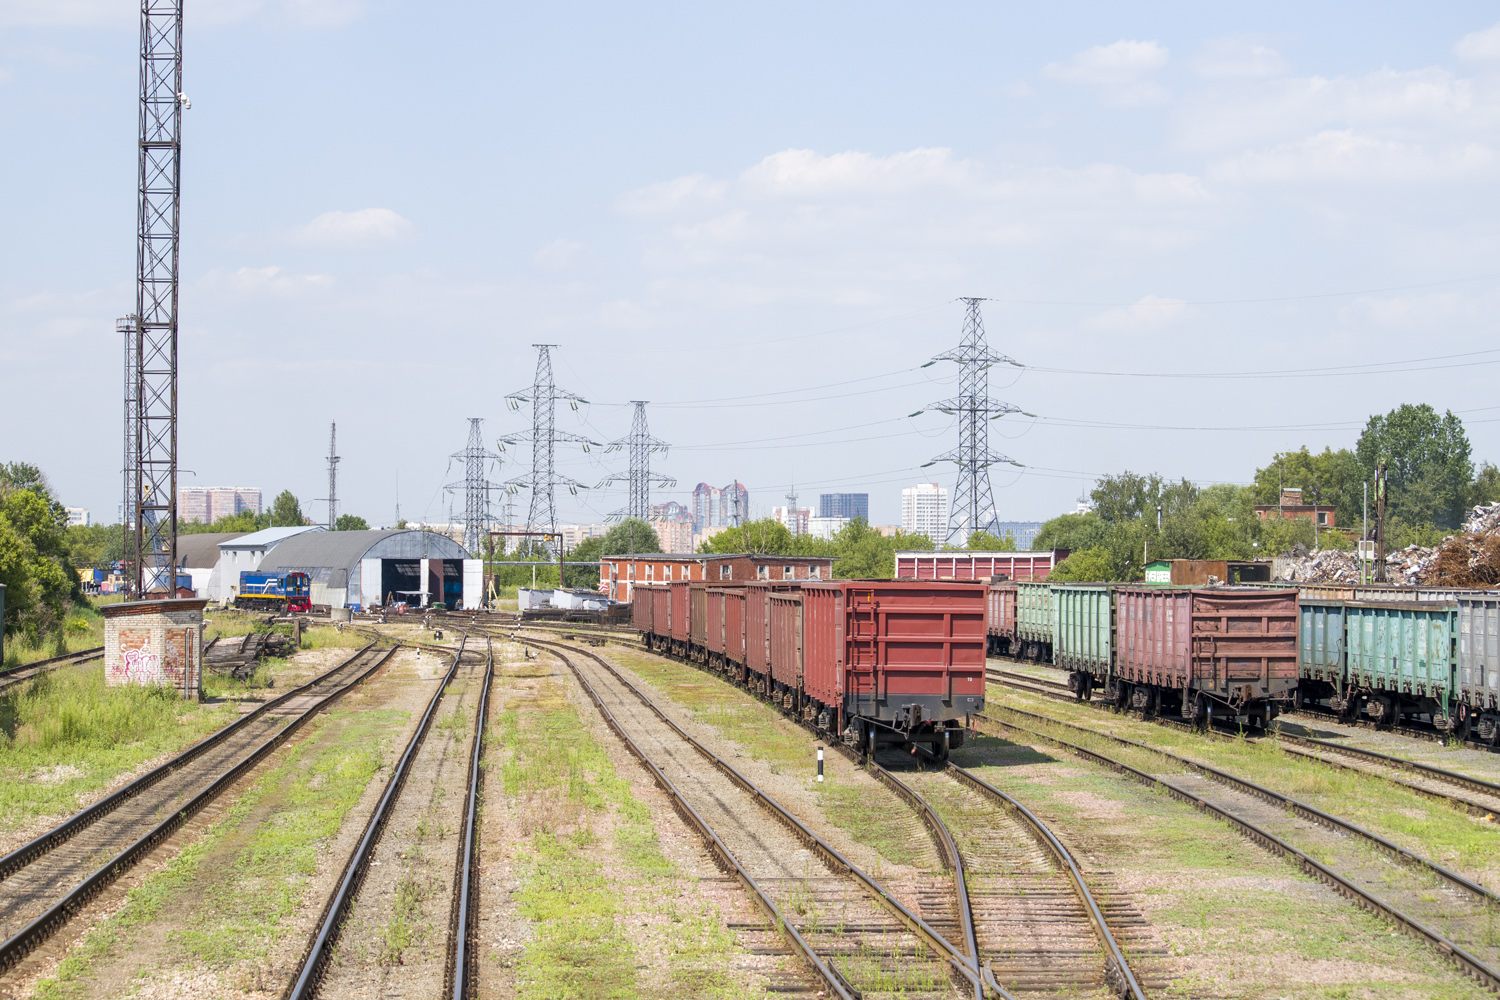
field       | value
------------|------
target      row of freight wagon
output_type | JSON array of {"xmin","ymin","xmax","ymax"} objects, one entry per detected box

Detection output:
[
  {"xmin": 631, "ymin": 580, "xmax": 987, "ymax": 758},
  {"xmin": 991, "ymin": 580, "xmax": 1500, "ymax": 742}
]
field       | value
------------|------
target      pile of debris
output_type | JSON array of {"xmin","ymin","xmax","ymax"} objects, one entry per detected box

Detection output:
[{"xmin": 1274, "ymin": 501, "xmax": 1500, "ymax": 587}]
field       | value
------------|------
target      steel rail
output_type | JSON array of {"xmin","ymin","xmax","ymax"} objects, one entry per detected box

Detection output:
[
  {"xmin": 286, "ymin": 636, "xmax": 472, "ymax": 1000},
  {"xmin": 0, "ymin": 644, "xmax": 397, "ymax": 975},
  {"xmin": 0, "ymin": 646, "xmax": 106, "ymax": 693},
  {"xmin": 533, "ymin": 640, "xmax": 859, "ymax": 1000},
  {"xmin": 986, "ymin": 667, "xmax": 1500, "ymax": 819},
  {"xmin": 991, "ymin": 701, "xmax": 1499, "ymax": 906},
  {"xmin": 975, "ymin": 708, "xmax": 1500, "ymax": 993},
  {"xmin": 446, "ymin": 636, "xmax": 494, "ymax": 1000},
  {"xmin": 515, "ymin": 633, "xmax": 1002, "ymax": 1000},
  {"xmin": 0, "ymin": 641, "xmax": 384, "ymax": 883}
]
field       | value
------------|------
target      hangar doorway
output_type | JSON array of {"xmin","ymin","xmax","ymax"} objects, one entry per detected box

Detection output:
[{"xmin": 378, "ymin": 558, "xmax": 465, "ymax": 607}]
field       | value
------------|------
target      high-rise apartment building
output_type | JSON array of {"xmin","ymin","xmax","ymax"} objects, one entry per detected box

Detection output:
[
  {"xmin": 900, "ymin": 483, "xmax": 948, "ymax": 542},
  {"xmin": 819, "ymin": 493, "xmax": 868, "ymax": 521},
  {"xmin": 650, "ymin": 501, "xmax": 692, "ymax": 524},
  {"xmin": 772, "ymin": 505, "xmax": 811, "ymax": 537},
  {"xmin": 178, "ymin": 487, "xmax": 263, "ymax": 524},
  {"xmin": 691, "ymin": 481, "xmax": 749, "ymax": 532}
]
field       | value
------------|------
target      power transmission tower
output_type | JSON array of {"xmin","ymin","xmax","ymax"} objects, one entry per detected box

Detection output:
[
  {"xmin": 598, "ymin": 402, "xmax": 674, "ymax": 521},
  {"xmin": 118, "ymin": 315, "xmax": 139, "ymax": 593},
  {"xmin": 921, "ymin": 298, "xmax": 1027, "ymax": 546},
  {"xmin": 501, "ymin": 345, "xmax": 596, "ymax": 554},
  {"xmin": 131, "ymin": 0, "xmax": 187, "ymax": 596},
  {"xmin": 445, "ymin": 418, "xmax": 503, "ymax": 555},
  {"xmin": 325, "ymin": 423, "xmax": 339, "ymax": 529}
]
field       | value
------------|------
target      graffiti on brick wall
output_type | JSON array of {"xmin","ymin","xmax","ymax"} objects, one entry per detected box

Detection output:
[
  {"xmin": 164, "ymin": 628, "xmax": 189, "ymax": 687},
  {"xmin": 114, "ymin": 628, "xmax": 165, "ymax": 685}
]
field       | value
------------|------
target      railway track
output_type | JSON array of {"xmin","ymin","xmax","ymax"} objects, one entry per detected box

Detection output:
[
  {"xmin": 523, "ymin": 628, "xmax": 1157, "ymax": 999},
  {"xmin": 0, "ymin": 646, "xmax": 106, "ymax": 696},
  {"xmin": 978, "ymin": 701, "xmax": 1500, "ymax": 992},
  {"xmin": 287, "ymin": 635, "xmax": 493, "ymax": 1000},
  {"xmin": 986, "ymin": 666, "xmax": 1500, "ymax": 820},
  {"xmin": 509, "ymin": 632, "xmax": 990, "ymax": 1000},
  {"xmin": 0, "ymin": 642, "xmax": 397, "ymax": 976}
]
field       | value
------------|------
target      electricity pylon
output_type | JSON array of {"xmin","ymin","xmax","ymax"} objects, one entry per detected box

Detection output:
[
  {"xmin": 920, "ymin": 298, "xmax": 1028, "ymax": 545},
  {"xmin": 598, "ymin": 401, "xmax": 675, "ymax": 521},
  {"xmin": 445, "ymin": 418, "xmax": 504, "ymax": 555},
  {"xmin": 500, "ymin": 345, "xmax": 596, "ymax": 554}
]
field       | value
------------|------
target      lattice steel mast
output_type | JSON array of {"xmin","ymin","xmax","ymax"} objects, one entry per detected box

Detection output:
[
  {"xmin": 118, "ymin": 315, "xmax": 139, "ymax": 590},
  {"xmin": 501, "ymin": 345, "xmax": 595, "ymax": 553},
  {"xmin": 922, "ymin": 298, "xmax": 1027, "ymax": 545},
  {"xmin": 446, "ymin": 418, "xmax": 503, "ymax": 554},
  {"xmin": 132, "ymin": 0, "xmax": 187, "ymax": 596},
  {"xmin": 325, "ymin": 423, "xmax": 340, "ymax": 529},
  {"xmin": 598, "ymin": 402, "xmax": 674, "ymax": 521}
]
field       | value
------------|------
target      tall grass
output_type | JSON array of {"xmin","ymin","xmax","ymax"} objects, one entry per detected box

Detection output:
[{"xmin": 0, "ymin": 664, "xmax": 233, "ymax": 826}]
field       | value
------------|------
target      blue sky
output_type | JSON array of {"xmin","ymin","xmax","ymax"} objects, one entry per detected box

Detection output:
[{"xmin": 6, "ymin": 1, "xmax": 1500, "ymax": 530}]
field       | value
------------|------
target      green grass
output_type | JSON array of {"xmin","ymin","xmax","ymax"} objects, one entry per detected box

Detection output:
[
  {"xmin": 1, "ymin": 605, "xmax": 105, "ymax": 669},
  {"xmin": 31, "ymin": 705, "xmax": 405, "ymax": 997},
  {"xmin": 0, "ymin": 663, "xmax": 236, "ymax": 828}
]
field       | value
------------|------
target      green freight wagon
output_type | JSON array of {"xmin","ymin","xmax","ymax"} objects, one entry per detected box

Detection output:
[
  {"xmin": 1344, "ymin": 600, "xmax": 1458, "ymax": 728},
  {"xmin": 1296, "ymin": 598, "xmax": 1347, "ymax": 711},
  {"xmin": 1051, "ymin": 583, "xmax": 1113, "ymax": 699},
  {"xmin": 1014, "ymin": 581, "xmax": 1054, "ymax": 661}
]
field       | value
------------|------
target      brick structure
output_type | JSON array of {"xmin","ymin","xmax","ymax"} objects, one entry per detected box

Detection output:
[
  {"xmin": 102, "ymin": 598, "xmax": 206, "ymax": 701},
  {"xmin": 599, "ymin": 553, "xmax": 835, "ymax": 602},
  {"xmin": 1253, "ymin": 487, "xmax": 1336, "ymax": 528}
]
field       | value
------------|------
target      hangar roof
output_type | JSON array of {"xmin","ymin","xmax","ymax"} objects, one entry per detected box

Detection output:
[
  {"xmin": 175, "ymin": 532, "xmax": 245, "ymax": 568},
  {"xmin": 256, "ymin": 529, "xmax": 468, "ymax": 591}
]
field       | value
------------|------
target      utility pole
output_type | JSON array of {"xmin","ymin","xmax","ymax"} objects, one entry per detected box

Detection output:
[
  {"xmin": 118, "ymin": 315, "xmax": 139, "ymax": 596},
  {"xmin": 131, "ymin": 0, "xmax": 187, "ymax": 597},
  {"xmin": 502, "ymin": 345, "xmax": 595, "ymax": 556},
  {"xmin": 598, "ymin": 401, "xmax": 674, "ymax": 522},
  {"xmin": 325, "ymin": 422, "xmax": 339, "ymax": 530},
  {"xmin": 1375, "ymin": 463, "xmax": 1388, "ymax": 583},
  {"xmin": 1362, "ymin": 480, "xmax": 1369, "ymax": 586},
  {"xmin": 920, "ymin": 298, "xmax": 1026, "ymax": 545},
  {"xmin": 446, "ymin": 417, "xmax": 503, "ymax": 555}
]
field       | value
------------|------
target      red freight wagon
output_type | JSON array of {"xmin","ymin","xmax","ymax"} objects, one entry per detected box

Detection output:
[
  {"xmin": 799, "ymin": 581, "xmax": 986, "ymax": 759},
  {"xmin": 986, "ymin": 583, "xmax": 1018, "ymax": 655},
  {"xmin": 650, "ymin": 586, "xmax": 671, "ymax": 647},
  {"xmin": 667, "ymin": 581, "xmax": 691, "ymax": 646},
  {"xmin": 744, "ymin": 583, "xmax": 771, "ymax": 680},
  {"xmin": 895, "ymin": 551, "xmax": 1069, "ymax": 582},
  {"xmin": 769, "ymin": 594, "xmax": 804, "ymax": 696},
  {"xmin": 631, "ymin": 586, "xmax": 653, "ymax": 633},
  {"xmin": 689, "ymin": 583, "xmax": 708, "ymax": 656},
  {"xmin": 704, "ymin": 588, "xmax": 727, "ymax": 659},
  {"xmin": 1114, "ymin": 586, "xmax": 1298, "ymax": 726},
  {"xmin": 713, "ymin": 586, "xmax": 747, "ymax": 668}
]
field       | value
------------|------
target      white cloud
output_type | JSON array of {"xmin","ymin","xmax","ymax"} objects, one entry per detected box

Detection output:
[
  {"xmin": 617, "ymin": 174, "xmax": 726, "ymax": 215},
  {"xmin": 1211, "ymin": 129, "xmax": 1498, "ymax": 183},
  {"xmin": 198, "ymin": 265, "xmax": 334, "ymax": 296},
  {"xmin": 1043, "ymin": 40, "xmax": 1170, "ymax": 106},
  {"xmin": 1338, "ymin": 292, "xmax": 1474, "ymax": 328},
  {"xmin": 1456, "ymin": 22, "xmax": 1500, "ymax": 61},
  {"xmin": 1084, "ymin": 295, "xmax": 1194, "ymax": 332},
  {"xmin": 1191, "ymin": 36, "xmax": 1289, "ymax": 78},
  {"xmin": 534, "ymin": 239, "xmax": 585, "ymax": 268},
  {"xmin": 298, "ymin": 208, "xmax": 413, "ymax": 247}
]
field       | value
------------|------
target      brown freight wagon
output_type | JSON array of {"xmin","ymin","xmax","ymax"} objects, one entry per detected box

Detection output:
[
  {"xmin": 1114, "ymin": 586, "xmax": 1298, "ymax": 726},
  {"xmin": 986, "ymin": 583, "xmax": 1018, "ymax": 655},
  {"xmin": 631, "ymin": 585, "xmax": 653, "ymax": 634},
  {"xmin": 667, "ymin": 580, "xmax": 691, "ymax": 653},
  {"xmin": 768, "ymin": 593, "xmax": 804, "ymax": 706},
  {"xmin": 797, "ymin": 581, "xmax": 986, "ymax": 759},
  {"xmin": 688, "ymin": 583, "xmax": 709, "ymax": 661},
  {"xmin": 704, "ymin": 586, "xmax": 747, "ymax": 674}
]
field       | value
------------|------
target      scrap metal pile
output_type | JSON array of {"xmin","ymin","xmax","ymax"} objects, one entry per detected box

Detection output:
[{"xmin": 1274, "ymin": 502, "xmax": 1500, "ymax": 586}]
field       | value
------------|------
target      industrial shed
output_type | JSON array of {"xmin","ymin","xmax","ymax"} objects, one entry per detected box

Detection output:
[
  {"xmin": 174, "ymin": 532, "xmax": 245, "ymax": 599},
  {"xmin": 210, "ymin": 526, "xmax": 325, "ymax": 602},
  {"xmin": 253, "ymin": 529, "xmax": 479, "ymax": 610}
]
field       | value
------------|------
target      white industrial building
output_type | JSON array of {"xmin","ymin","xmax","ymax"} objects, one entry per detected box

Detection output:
[
  {"xmin": 253, "ymin": 528, "xmax": 480, "ymax": 610},
  {"xmin": 208, "ymin": 526, "xmax": 325, "ymax": 602},
  {"xmin": 900, "ymin": 483, "xmax": 949, "ymax": 543}
]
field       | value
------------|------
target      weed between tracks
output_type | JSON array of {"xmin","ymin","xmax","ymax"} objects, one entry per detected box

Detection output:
[
  {"xmin": 957, "ymin": 722, "xmax": 1484, "ymax": 998},
  {"xmin": 607, "ymin": 647, "xmax": 926, "ymax": 868},
  {"xmin": 496, "ymin": 655, "xmax": 743, "ymax": 999},
  {"xmin": 30, "ymin": 706, "xmax": 406, "ymax": 998},
  {"xmin": 994, "ymin": 683, "xmax": 1500, "ymax": 886}
]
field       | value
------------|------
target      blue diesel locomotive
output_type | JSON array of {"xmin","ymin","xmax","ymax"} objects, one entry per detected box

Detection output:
[{"xmin": 236, "ymin": 571, "xmax": 312, "ymax": 613}]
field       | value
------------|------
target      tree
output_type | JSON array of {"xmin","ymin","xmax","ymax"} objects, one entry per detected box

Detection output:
[
  {"xmin": 0, "ymin": 467, "xmax": 80, "ymax": 643},
  {"xmin": 700, "ymin": 518, "xmax": 795, "ymax": 555},
  {"xmin": 967, "ymin": 530, "xmax": 1017, "ymax": 551},
  {"xmin": 1047, "ymin": 547, "xmax": 1115, "ymax": 582},
  {"xmin": 335, "ymin": 514, "xmax": 369, "ymax": 531},
  {"xmin": 1356, "ymin": 404, "xmax": 1473, "ymax": 529},
  {"xmin": 568, "ymin": 518, "xmax": 664, "ymax": 588},
  {"xmin": 1252, "ymin": 446, "xmax": 1364, "ymax": 529},
  {"xmin": 828, "ymin": 519, "xmax": 931, "ymax": 578},
  {"xmin": 180, "ymin": 509, "xmax": 271, "ymax": 534},
  {"xmin": 269, "ymin": 490, "xmax": 306, "ymax": 527},
  {"xmin": 1471, "ymin": 462, "xmax": 1500, "ymax": 510},
  {"xmin": 1090, "ymin": 471, "xmax": 1167, "ymax": 524}
]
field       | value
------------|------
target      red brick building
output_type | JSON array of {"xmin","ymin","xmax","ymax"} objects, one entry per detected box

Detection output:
[
  {"xmin": 1253, "ymin": 488, "xmax": 1336, "ymax": 528},
  {"xmin": 599, "ymin": 553, "xmax": 836, "ymax": 602}
]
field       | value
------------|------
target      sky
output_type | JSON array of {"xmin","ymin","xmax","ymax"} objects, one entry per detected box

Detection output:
[{"xmin": 6, "ymin": 1, "xmax": 1500, "ymax": 533}]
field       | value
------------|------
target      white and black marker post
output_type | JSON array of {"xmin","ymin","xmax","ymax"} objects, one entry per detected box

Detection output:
[{"xmin": 816, "ymin": 745, "xmax": 824, "ymax": 782}]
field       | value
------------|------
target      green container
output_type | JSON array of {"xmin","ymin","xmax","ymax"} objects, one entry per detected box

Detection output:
[
  {"xmin": 1297, "ymin": 599, "xmax": 1346, "ymax": 683},
  {"xmin": 1016, "ymin": 581, "xmax": 1053, "ymax": 645},
  {"xmin": 1344, "ymin": 601, "xmax": 1457, "ymax": 712},
  {"xmin": 1051, "ymin": 583, "xmax": 1113, "ymax": 678}
]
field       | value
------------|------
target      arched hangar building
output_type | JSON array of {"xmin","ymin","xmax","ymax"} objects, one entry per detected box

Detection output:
[{"xmin": 254, "ymin": 529, "xmax": 480, "ymax": 610}]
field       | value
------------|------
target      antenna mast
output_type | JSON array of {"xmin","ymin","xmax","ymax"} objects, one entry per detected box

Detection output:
[
  {"xmin": 131, "ymin": 0, "xmax": 186, "ymax": 596},
  {"xmin": 326, "ymin": 422, "xmax": 340, "ymax": 529}
]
